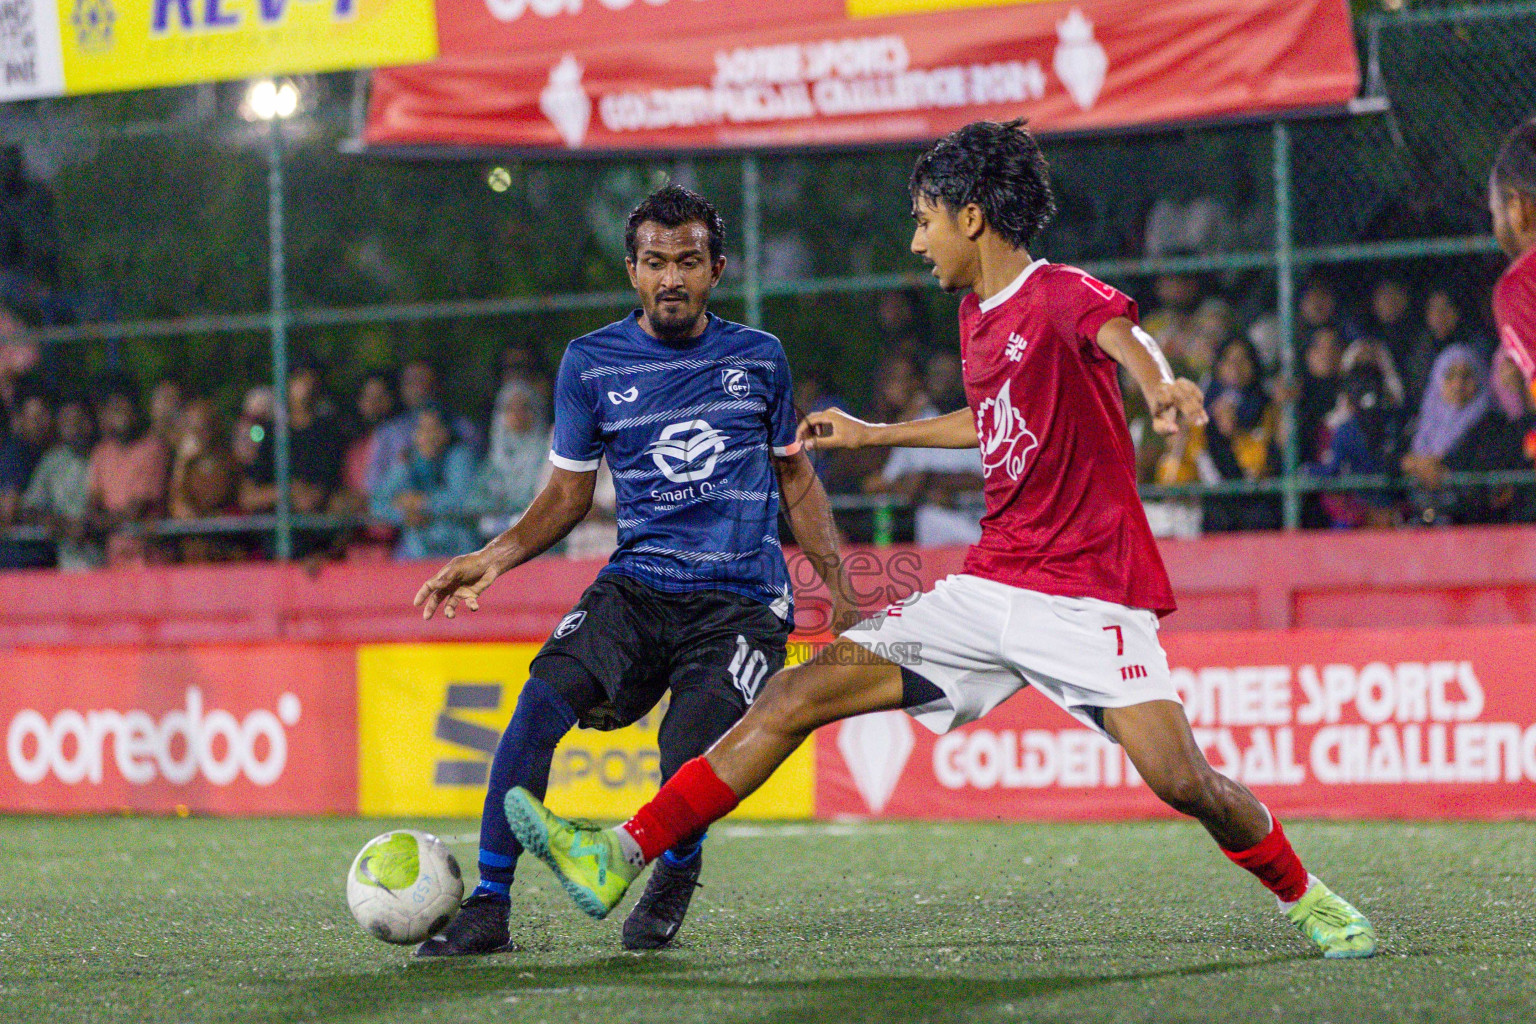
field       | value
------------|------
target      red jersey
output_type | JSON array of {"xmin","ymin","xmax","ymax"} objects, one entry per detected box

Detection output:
[
  {"xmin": 958, "ymin": 259, "xmax": 1176, "ymax": 615},
  {"xmin": 1495, "ymin": 245, "xmax": 1536, "ymax": 399}
]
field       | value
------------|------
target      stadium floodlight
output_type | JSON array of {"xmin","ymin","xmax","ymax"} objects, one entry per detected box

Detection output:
[{"xmin": 243, "ymin": 79, "xmax": 301, "ymax": 121}]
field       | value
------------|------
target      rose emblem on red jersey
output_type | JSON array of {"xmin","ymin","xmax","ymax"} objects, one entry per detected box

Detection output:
[{"xmin": 976, "ymin": 380, "xmax": 1039, "ymax": 480}]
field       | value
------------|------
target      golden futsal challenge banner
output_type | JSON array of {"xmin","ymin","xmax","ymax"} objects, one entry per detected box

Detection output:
[
  {"xmin": 356, "ymin": 643, "xmax": 814, "ymax": 821},
  {"xmin": 0, "ymin": 0, "xmax": 437, "ymax": 102}
]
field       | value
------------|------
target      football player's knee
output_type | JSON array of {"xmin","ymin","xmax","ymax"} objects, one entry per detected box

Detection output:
[
  {"xmin": 1149, "ymin": 766, "xmax": 1218, "ymax": 818},
  {"xmin": 755, "ymin": 666, "xmax": 825, "ymax": 736}
]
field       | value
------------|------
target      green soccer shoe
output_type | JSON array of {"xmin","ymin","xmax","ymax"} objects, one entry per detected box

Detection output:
[
  {"xmin": 504, "ymin": 787, "xmax": 641, "ymax": 920},
  {"xmin": 1285, "ymin": 880, "xmax": 1378, "ymax": 959}
]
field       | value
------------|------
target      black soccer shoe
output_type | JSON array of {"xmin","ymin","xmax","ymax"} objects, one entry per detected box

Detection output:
[
  {"xmin": 414, "ymin": 892, "xmax": 516, "ymax": 957},
  {"xmin": 621, "ymin": 852, "xmax": 703, "ymax": 951}
]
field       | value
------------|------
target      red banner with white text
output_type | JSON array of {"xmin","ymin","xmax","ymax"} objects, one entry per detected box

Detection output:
[
  {"xmin": 817, "ymin": 626, "xmax": 1536, "ymax": 821},
  {"xmin": 0, "ymin": 646, "xmax": 357, "ymax": 815},
  {"xmin": 367, "ymin": 0, "xmax": 1358, "ymax": 151}
]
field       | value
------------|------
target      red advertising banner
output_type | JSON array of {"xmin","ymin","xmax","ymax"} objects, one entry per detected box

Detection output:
[
  {"xmin": 0, "ymin": 646, "xmax": 356, "ymax": 815},
  {"xmin": 367, "ymin": 0, "xmax": 1358, "ymax": 150},
  {"xmin": 817, "ymin": 625, "xmax": 1536, "ymax": 821}
]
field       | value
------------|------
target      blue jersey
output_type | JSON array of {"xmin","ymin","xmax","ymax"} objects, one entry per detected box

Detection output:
[{"xmin": 549, "ymin": 311, "xmax": 800, "ymax": 618}]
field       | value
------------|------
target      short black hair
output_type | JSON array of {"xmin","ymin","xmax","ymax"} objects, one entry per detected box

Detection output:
[
  {"xmin": 1492, "ymin": 119, "xmax": 1536, "ymax": 200},
  {"xmin": 92, "ymin": 372, "xmax": 139, "ymax": 407},
  {"xmin": 909, "ymin": 119, "xmax": 1056, "ymax": 248},
  {"xmin": 625, "ymin": 185, "xmax": 726, "ymax": 262}
]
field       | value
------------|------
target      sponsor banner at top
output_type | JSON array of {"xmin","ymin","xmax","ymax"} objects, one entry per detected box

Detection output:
[
  {"xmin": 368, "ymin": 0, "xmax": 1356, "ymax": 151},
  {"xmin": 0, "ymin": 0, "xmax": 438, "ymax": 103},
  {"xmin": 817, "ymin": 625, "xmax": 1536, "ymax": 821}
]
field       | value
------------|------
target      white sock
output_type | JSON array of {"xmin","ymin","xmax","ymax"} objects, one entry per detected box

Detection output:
[
  {"xmin": 1278, "ymin": 873, "xmax": 1321, "ymax": 912},
  {"xmin": 612, "ymin": 825, "xmax": 646, "ymax": 870}
]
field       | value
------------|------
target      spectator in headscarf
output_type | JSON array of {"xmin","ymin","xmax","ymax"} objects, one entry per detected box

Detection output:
[
  {"xmin": 468, "ymin": 382, "xmax": 550, "ymax": 539},
  {"xmin": 1364, "ymin": 278, "xmax": 1416, "ymax": 369},
  {"xmin": 1294, "ymin": 326, "xmax": 1346, "ymax": 465},
  {"xmin": 1309, "ymin": 364, "xmax": 1404, "ymax": 529},
  {"xmin": 168, "ymin": 398, "xmax": 242, "ymax": 563},
  {"xmin": 366, "ymin": 359, "xmax": 481, "ymax": 495},
  {"xmin": 1405, "ymin": 287, "xmax": 1492, "ymax": 410},
  {"xmin": 372, "ymin": 406, "xmax": 479, "ymax": 559},
  {"xmin": 1200, "ymin": 337, "xmax": 1280, "ymax": 532},
  {"xmin": 1401, "ymin": 345, "xmax": 1510, "ymax": 525}
]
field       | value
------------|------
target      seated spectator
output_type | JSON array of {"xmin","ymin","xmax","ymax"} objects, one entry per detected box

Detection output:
[
  {"xmin": 340, "ymin": 371, "xmax": 395, "ymax": 511},
  {"xmin": 1294, "ymin": 326, "xmax": 1345, "ymax": 465},
  {"xmin": 1193, "ymin": 338, "xmax": 1281, "ymax": 532},
  {"xmin": 240, "ymin": 360, "xmax": 345, "ymax": 558},
  {"xmin": 1298, "ymin": 275, "xmax": 1351, "ymax": 339},
  {"xmin": 149, "ymin": 379, "xmax": 185, "ymax": 452},
  {"xmin": 0, "ymin": 388, "xmax": 54, "ymax": 568},
  {"xmin": 1401, "ymin": 346, "xmax": 1513, "ymax": 525},
  {"xmin": 1405, "ymin": 287, "xmax": 1491, "ymax": 410},
  {"xmin": 87, "ymin": 376, "xmax": 169, "ymax": 565},
  {"xmin": 562, "ymin": 458, "xmax": 619, "ymax": 561},
  {"xmin": 468, "ymin": 382, "xmax": 550, "ymax": 538},
  {"xmin": 1309, "ymin": 365, "xmax": 1404, "ymax": 529},
  {"xmin": 923, "ymin": 350, "xmax": 967, "ymax": 414},
  {"xmin": 371, "ymin": 406, "xmax": 479, "ymax": 560},
  {"xmin": 1341, "ymin": 338, "xmax": 1406, "ymax": 409},
  {"xmin": 366, "ymin": 359, "xmax": 481, "ymax": 495},
  {"xmin": 876, "ymin": 290, "xmax": 929, "ymax": 358},
  {"xmin": 169, "ymin": 398, "xmax": 242, "ymax": 563},
  {"xmin": 232, "ymin": 385, "xmax": 273, "ymax": 472},
  {"xmin": 1364, "ymin": 278, "xmax": 1416, "ymax": 369},
  {"xmin": 20, "ymin": 397, "xmax": 98, "ymax": 569},
  {"xmin": 496, "ymin": 341, "xmax": 552, "ymax": 405},
  {"xmin": 1141, "ymin": 273, "xmax": 1203, "ymax": 367}
]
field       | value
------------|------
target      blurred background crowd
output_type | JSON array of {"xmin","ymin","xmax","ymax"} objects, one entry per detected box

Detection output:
[{"xmin": 2, "ymin": 264, "xmax": 1531, "ymax": 572}]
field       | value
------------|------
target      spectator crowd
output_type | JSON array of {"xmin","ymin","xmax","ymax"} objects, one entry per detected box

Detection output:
[{"xmin": 0, "ymin": 273, "xmax": 1531, "ymax": 572}]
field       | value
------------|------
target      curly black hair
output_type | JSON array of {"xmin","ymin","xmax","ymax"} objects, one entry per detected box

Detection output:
[
  {"xmin": 625, "ymin": 185, "xmax": 726, "ymax": 262},
  {"xmin": 909, "ymin": 119, "xmax": 1056, "ymax": 248},
  {"xmin": 1492, "ymin": 118, "xmax": 1536, "ymax": 200}
]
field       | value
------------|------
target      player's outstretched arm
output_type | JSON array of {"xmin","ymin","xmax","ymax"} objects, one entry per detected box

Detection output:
[
  {"xmin": 797, "ymin": 406, "xmax": 978, "ymax": 450},
  {"xmin": 1095, "ymin": 317, "xmax": 1208, "ymax": 435},
  {"xmin": 774, "ymin": 449, "xmax": 859, "ymax": 631},
  {"xmin": 414, "ymin": 467, "xmax": 596, "ymax": 620}
]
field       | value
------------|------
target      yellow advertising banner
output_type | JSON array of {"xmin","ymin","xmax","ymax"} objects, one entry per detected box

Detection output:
[
  {"xmin": 356, "ymin": 643, "xmax": 814, "ymax": 821},
  {"xmin": 0, "ymin": 0, "xmax": 438, "ymax": 102}
]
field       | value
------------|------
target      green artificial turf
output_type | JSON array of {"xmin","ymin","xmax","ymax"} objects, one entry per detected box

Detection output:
[{"xmin": 2, "ymin": 816, "xmax": 1533, "ymax": 1023}]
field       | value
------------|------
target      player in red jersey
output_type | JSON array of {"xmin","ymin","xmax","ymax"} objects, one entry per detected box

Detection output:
[
  {"xmin": 506, "ymin": 121, "xmax": 1377, "ymax": 959},
  {"xmin": 1490, "ymin": 120, "xmax": 1536, "ymax": 400}
]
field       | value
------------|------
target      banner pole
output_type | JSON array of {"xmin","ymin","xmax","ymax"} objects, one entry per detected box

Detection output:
[
  {"xmin": 268, "ymin": 117, "xmax": 294, "ymax": 562},
  {"xmin": 742, "ymin": 153, "xmax": 763, "ymax": 328},
  {"xmin": 1273, "ymin": 121, "xmax": 1299, "ymax": 532}
]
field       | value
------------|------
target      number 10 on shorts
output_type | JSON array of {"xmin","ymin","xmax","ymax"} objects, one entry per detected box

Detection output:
[{"xmin": 729, "ymin": 635, "xmax": 770, "ymax": 703}]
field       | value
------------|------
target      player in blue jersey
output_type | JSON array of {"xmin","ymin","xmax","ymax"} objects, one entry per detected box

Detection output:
[{"xmin": 411, "ymin": 186, "xmax": 855, "ymax": 955}]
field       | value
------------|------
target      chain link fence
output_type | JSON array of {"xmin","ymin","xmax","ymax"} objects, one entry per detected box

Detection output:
[{"xmin": 0, "ymin": 2, "xmax": 1532, "ymax": 563}]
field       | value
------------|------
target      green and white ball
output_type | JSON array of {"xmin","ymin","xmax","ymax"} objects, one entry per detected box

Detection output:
[{"xmin": 346, "ymin": 830, "xmax": 463, "ymax": 944}]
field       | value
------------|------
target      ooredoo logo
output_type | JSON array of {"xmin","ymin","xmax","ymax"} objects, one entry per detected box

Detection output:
[{"xmin": 6, "ymin": 687, "xmax": 302, "ymax": 788}]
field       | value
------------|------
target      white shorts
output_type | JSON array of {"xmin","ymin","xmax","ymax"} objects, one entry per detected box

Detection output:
[{"xmin": 841, "ymin": 574, "xmax": 1179, "ymax": 738}]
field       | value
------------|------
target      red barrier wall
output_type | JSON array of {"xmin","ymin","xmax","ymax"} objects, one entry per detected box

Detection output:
[{"xmin": 1, "ymin": 525, "xmax": 1534, "ymax": 647}]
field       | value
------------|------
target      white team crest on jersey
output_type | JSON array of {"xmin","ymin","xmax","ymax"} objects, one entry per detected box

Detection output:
[
  {"xmin": 721, "ymin": 368, "xmax": 750, "ymax": 399},
  {"xmin": 608, "ymin": 386, "xmax": 639, "ymax": 404},
  {"xmin": 554, "ymin": 610, "xmax": 586, "ymax": 639},
  {"xmin": 837, "ymin": 712, "xmax": 914, "ymax": 814},
  {"xmin": 646, "ymin": 419, "xmax": 728, "ymax": 483},
  {"xmin": 976, "ymin": 380, "xmax": 1039, "ymax": 480}
]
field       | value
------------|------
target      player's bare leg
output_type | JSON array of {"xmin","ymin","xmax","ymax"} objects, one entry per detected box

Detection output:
[
  {"xmin": 502, "ymin": 640, "xmax": 903, "ymax": 918},
  {"xmin": 1104, "ymin": 700, "xmax": 1377, "ymax": 958}
]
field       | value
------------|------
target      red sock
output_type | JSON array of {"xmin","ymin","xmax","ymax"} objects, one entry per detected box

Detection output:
[
  {"xmin": 622, "ymin": 757, "xmax": 741, "ymax": 864},
  {"xmin": 1223, "ymin": 815, "xmax": 1310, "ymax": 902}
]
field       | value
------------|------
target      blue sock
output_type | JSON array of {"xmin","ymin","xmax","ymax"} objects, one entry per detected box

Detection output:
[
  {"xmin": 471, "ymin": 678, "xmax": 577, "ymax": 901},
  {"xmin": 661, "ymin": 831, "xmax": 706, "ymax": 868}
]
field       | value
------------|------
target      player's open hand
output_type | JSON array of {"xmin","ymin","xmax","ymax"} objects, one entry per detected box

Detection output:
[
  {"xmin": 413, "ymin": 550, "xmax": 502, "ymax": 621},
  {"xmin": 797, "ymin": 407, "xmax": 872, "ymax": 450},
  {"xmin": 1148, "ymin": 379, "xmax": 1208, "ymax": 436}
]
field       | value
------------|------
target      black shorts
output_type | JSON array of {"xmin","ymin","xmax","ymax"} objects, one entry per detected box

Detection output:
[{"xmin": 530, "ymin": 573, "xmax": 790, "ymax": 732}]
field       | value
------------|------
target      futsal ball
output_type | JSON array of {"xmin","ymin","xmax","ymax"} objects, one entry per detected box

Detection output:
[{"xmin": 346, "ymin": 830, "xmax": 464, "ymax": 944}]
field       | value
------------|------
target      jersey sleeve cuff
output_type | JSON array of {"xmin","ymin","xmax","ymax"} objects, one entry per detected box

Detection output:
[
  {"xmin": 772, "ymin": 440, "xmax": 803, "ymax": 457},
  {"xmin": 548, "ymin": 450, "xmax": 600, "ymax": 472}
]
